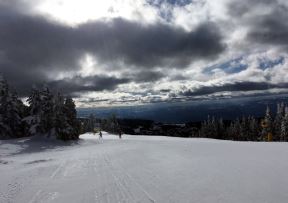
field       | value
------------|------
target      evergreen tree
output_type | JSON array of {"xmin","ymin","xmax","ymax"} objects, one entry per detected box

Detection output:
[
  {"xmin": 0, "ymin": 77, "xmax": 11, "ymax": 138},
  {"xmin": 40, "ymin": 86, "xmax": 55, "ymax": 136},
  {"xmin": 54, "ymin": 93, "xmax": 68, "ymax": 140},
  {"xmin": 200, "ymin": 116, "xmax": 226, "ymax": 139},
  {"xmin": 0, "ymin": 76, "xmax": 24, "ymax": 139},
  {"xmin": 216, "ymin": 118, "xmax": 225, "ymax": 139},
  {"xmin": 273, "ymin": 103, "xmax": 283, "ymax": 140},
  {"xmin": 248, "ymin": 116, "xmax": 260, "ymax": 141},
  {"xmin": 0, "ymin": 75, "xmax": 80, "ymax": 141},
  {"xmin": 280, "ymin": 106, "xmax": 288, "ymax": 141},
  {"xmin": 239, "ymin": 116, "xmax": 249, "ymax": 141},
  {"xmin": 25, "ymin": 87, "xmax": 42, "ymax": 136},
  {"xmin": 232, "ymin": 118, "xmax": 241, "ymax": 140},
  {"xmin": 25, "ymin": 87, "xmax": 79, "ymax": 140},
  {"xmin": 200, "ymin": 120, "xmax": 208, "ymax": 138},
  {"xmin": 53, "ymin": 94, "xmax": 80, "ymax": 140},
  {"xmin": 200, "ymin": 116, "xmax": 212, "ymax": 138},
  {"xmin": 7, "ymin": 90, "xmax": 25, "ymax": 137},
  {"xmin": 210, "ymin": 116, "xmax": 217, "ymax": 139},
  {"xmin": 261, "ymin": 106, "xmax": 273, "ymax": 141},
  {"xmin": 64, "ymin": 96, "xmax": 80, "ymax": 139}
]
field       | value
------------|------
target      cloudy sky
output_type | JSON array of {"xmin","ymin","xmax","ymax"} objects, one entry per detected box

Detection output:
[{"xmin": 1, "ymin": 0, "xmax": 288, "ymax": 107}]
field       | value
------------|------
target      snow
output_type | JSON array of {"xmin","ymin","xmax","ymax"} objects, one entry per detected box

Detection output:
[{"xmin": 1, "ymin": 132, "xmax": 288, "ymax": 203}]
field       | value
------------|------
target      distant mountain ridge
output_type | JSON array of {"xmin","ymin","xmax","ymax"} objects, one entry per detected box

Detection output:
[{"xmin": 77, "ymin": 94, "xmax": 288, "ymax": 123}]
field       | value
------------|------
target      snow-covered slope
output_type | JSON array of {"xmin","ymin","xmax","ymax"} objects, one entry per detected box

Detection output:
[{"xmin": 1, "ymin": 133, "xmax": 288, "ymax": 203}]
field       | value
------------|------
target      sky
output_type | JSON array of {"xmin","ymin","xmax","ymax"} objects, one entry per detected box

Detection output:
[{"xmin": 0, "ymin": 0, "xmax": 288, "ymax": 107}]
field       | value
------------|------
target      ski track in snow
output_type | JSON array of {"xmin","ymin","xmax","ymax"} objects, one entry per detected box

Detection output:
[
  {"xmin": 102, "ymin": 153, "xmax": 155, "ymax": 203},
  {"xmin": 29, "ymin": 190, "xmax": 59, "ymax": 203},
  {"xmin": 1, "ymin": 132, "xmax": 288, "ymax": 203}
]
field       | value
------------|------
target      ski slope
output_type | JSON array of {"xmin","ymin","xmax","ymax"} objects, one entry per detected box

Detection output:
[{"xmin": 1, "ymin": 132, "xmax": 288, "ymax": 203}]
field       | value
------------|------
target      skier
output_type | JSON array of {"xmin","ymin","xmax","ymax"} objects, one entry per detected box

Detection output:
[
  {"xmin": 99, "ymin": 130, "xmax": 102, "ymax": 139},
  {"xmin": 118, "ymin": 129, "xmax": 122, "ymax": 139}
]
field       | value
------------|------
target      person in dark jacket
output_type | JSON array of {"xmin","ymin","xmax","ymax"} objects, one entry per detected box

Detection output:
[{"xmin": 118, "ymin": 129, "xmax": 122, "ymax": 139}]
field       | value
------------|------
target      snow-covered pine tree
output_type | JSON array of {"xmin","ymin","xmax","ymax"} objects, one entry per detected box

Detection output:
[
  {"xmin": 239, "ymin": 117, "xmax": 247, "ymax": 141},
  {"xmin": 64, "ymin": 96, "xmax": 80, "ymax": 140},
  {"xmin": 216, "ymin": 118, "xmax": 225, "ymax": 139},
  {"xmin": 200, "ymin": 116, "xmax": 225, "ymax": 139},
  {"xmin": 280, "ymin": 106, "xmax": 288, "ymax": 141},
  {"xmin": 230, "ymin": 118, "xmax": 241, "ymax": 140},
  {"xmin": 236, "ymin": 118, "xmax": 242, "ymax": 140},
  {"xmin": 261, "ymin": 106, "xmax": 273, "ymax": 141},
  {"xmin": 25, "ymin": 87, "xmax": 42, "ymax": 136},
  {"xmin": 54, "ymin": 93, "xmax": 69, "ymax": 140},
  {"xmin": 0, "ymin": 76, "xmax": 24, "ymax": 139},
  {"xmin": 52, "ymin": 93, "xmax": 79, "ymax": 140},
  {"xmin": 0, "ymin": 76, "xmax": 11, "ymax": 138},
  {"xmin": 25, "ymin": 86, "xmax": 57, "ymax": 137},
  {"xmin": 7, "ymin": 90, "xmax": 25, "ymax": 137},
  {"xmin": 280, "ymin": 103, "xmax": 285, "ymax": 115},
  {"xmin": 273, "ymin": 103, "xmax": 285, "ymax": 140},
  {"xmin": 0, "ymin": 76, "xmax": 79, "ymax": 140},
  {"xmin": 200, "ymin": 116, "xmax": 212, "ymax": 138},
  {"xmin": 0, "ymin": 113, "xmax": 7, "ymax": 138},
  {"xmin": 248, "ymin": 116, "xmax": 260, "ymax": 141},
  {"xmin": 39, "ymin": 86, "xmax": 54, "ymax": 137},
  {"xmin": 199, "ymin": 119, "xmax": 208, "ymax": 138},
  {"xmin": 210, "ymin": 116, "xmax": 218, "ymax": 139},
  {"xmin": 225, "ymin": 122, "xmax": 233, "ymax": 140}
]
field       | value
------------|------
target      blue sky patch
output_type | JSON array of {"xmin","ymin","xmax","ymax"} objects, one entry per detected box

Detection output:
[
  {"xmin": 259, "ymin": 56, "xmax": 284, "ymax": 70},
  {"xmin": 203, "ymin": 57, "xmax": 248, "ymax": 75}
]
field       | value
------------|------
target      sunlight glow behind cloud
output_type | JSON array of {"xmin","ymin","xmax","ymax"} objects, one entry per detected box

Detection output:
[
  {"xmin": 1, "ymin": 0, "xmax": 288, "ymax": 107},
  {"xmin": 35, "ymin": 0, "xmax": 159, "ymax": 25}
]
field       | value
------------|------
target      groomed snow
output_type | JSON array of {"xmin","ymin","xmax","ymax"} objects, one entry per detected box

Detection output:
[{"xmin": 1, "ymin": 132, "xmax": 288, "ymax": 203}]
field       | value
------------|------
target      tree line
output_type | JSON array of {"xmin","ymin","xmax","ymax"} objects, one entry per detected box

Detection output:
[
  {"xmin": 80, "ymin": 113, "xmax": 121, "ymax": 134},
  {"xmin": 199, "ymin": 103, "xmax": 288, "ymax": 141},
  {"xmin": 0, "ymin": 76, "xmax": 80, "ymax": 140}
]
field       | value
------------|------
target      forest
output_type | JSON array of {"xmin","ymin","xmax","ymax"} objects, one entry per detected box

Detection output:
[{"xmin": 0, "ymin": 76, "xmax": 80, "ymax": 140}]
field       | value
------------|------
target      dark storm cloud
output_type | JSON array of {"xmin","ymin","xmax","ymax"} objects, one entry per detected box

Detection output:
[
  {"xmin": 0, "ymin": 4, "xmax": 82, "ymax": 95},
  {"xmin": 180, "ymin": 82, "xmax": 288, "ymax": 97},
  {"xmin": 127, "ymin": 71, "xmax": 165, "ymax": 82},
  {"xmin": 228, "ymin": 0, "xmax": 288, "ymax": 50},
  {"xmin": 47, "ymin": 75, "xmax": 131, "ymax": 96},
  {"xmin": 0, "ymin": 2, "xmax": 225, "ymax": 96},
  {"xmin": 0, "ymin": 0, "xmax": 35, "ymax": 13},
  {"xmin": 170, "ymin": 74, "xmax": 189, "ymax": 81},
  {"xmin": 228, "ymin": 0, "xmax": 275, "ymax": 17},
  {"xmin": 160, "ymin": 89, "xmax": 171, "ymax": 93},
  {"xmin": 77, "ymin": 19, "xmax": 225, "ymax": 68},
  {"xmin": 247, "ymin": 5, "xmax": 288, "ymax": 49}
]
